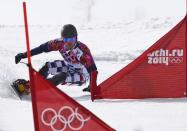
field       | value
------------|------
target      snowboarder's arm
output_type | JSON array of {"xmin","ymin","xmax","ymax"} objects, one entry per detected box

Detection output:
[
  {"xmin": 79, "ymin": 44, "xmax": 97, "ymax": 73},
  {"xmin": 27, "ymin": 42, "xmax": 50, "ymax": 56},
  {"xmin": 15, "ymin": 39, "xmax": 63, "ymax": 64},
  {"xmin": 25, "ymin": 39, "xmax": 63, "ymax": 57},
  {"xmin": 80, "ymin": 54, "xmax": 97, "ymax": 73},
  {"xmin": 79, "ymin": 44, "xmax": 97, "ymax": 90}
]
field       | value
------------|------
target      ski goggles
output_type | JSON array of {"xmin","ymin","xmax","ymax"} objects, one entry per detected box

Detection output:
[{"xmin": 63, "ymin": 37, "xmax": 77, "ymax": 43}]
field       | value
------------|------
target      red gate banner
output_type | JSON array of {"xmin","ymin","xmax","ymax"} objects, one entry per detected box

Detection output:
[
  {"xmin": 91, "ymin": 15, "xmax": 187, "ymax": 100},
  {"xmin": 29, "ymin": 67, "xmax": 115, "ymax": 131}
]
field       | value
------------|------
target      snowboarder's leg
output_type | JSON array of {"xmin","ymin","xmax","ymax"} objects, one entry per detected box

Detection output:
[
  {"xmin": 48, "ymin": 72, "xmax": 67, "ymax": 86},
  {"xmin": 39, "ymin": 62, "xmax": 49, "ymax": 78},
  {"xmin": 45, "ymin": 60, "xmax": 68, "ymax": 86}
]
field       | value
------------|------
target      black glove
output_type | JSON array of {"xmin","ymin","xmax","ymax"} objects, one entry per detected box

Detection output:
[{"xmin": 15, "ymin": 53, "xmax": 26, "ymax": 64}]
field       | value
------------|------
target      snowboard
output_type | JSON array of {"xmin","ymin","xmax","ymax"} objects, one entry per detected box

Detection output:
[
  {"xmin": 10, "ymin": 79, "xmax": 30, "ymax": 100},
  {"xmin": 10, "ymin": 83, "xmax": 22, "ymax": 100}
]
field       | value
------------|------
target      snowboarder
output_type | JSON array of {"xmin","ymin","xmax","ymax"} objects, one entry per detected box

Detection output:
[{"xmin": 14, "ymin": 24, "xmax": 97, "ymax": 96}]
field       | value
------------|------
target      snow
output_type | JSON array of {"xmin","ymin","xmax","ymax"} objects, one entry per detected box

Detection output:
[{"xmin": 0, "ymin": 0, "xmax": 187, "ymax": 131}]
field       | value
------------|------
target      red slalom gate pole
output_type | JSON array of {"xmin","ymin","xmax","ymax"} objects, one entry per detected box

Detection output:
[
  {"xmin": 23, "ymin": 2, "xmax": 31, "ymax": 65},
  {"xmin": 22, "ymin": 2, "xmax": 39, "ymax": 131}
]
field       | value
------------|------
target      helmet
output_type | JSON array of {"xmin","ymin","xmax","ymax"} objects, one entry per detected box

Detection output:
[{"xmin": 61, "ymin": 24, "xmax": 78, "ymax": 38}]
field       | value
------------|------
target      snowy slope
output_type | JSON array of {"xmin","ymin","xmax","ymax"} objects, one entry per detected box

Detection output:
[{"xmin": 0, "ymin": 0, "xmax": 187, "ymax": 131}]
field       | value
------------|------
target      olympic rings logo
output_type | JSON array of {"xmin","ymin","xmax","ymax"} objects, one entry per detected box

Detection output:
[
  {"xmin": 41, "ymin": 106, "xmax": 91, "ymax": 131},
  {"xmin": 169, "ymin": 57, "xmax": 183, "ymax": 64}
]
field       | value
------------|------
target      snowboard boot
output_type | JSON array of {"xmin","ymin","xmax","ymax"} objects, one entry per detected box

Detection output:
[
  {"xmin": 82, "ymin": 85, "xmax": 90, "ymax": 92},
  {"xmin": 12, "ymin": 79, "xmax": 30, "ymax": 96}
]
